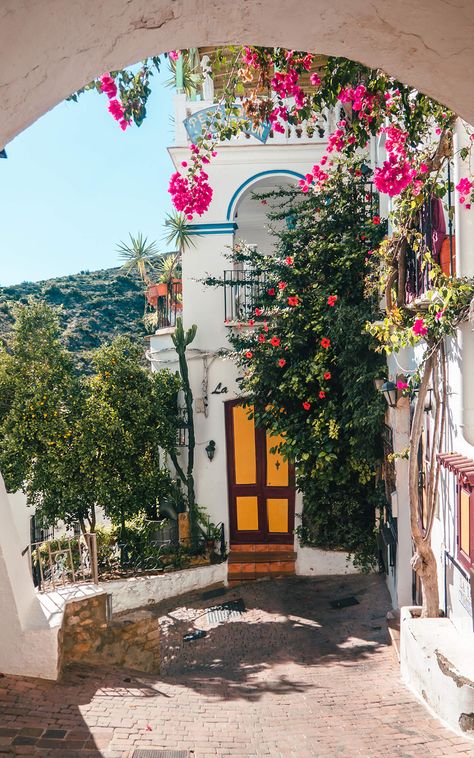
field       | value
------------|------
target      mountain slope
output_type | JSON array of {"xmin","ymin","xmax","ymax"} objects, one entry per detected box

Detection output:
[{"xmin": 0, "ymin": 267, "xmax": 148, "ymax": 369}]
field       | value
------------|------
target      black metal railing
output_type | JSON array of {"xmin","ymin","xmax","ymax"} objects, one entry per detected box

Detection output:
[
  {"xmin": 156, "ymin": 280, "xmax": 183, "ymax": 330},
  {"xmin": 406, "ymin": 165, "xmax": 455, "ymax": 302},
  {"xmin": 223, "ymin": 269, "xmax": 270, "ymax": 322}
]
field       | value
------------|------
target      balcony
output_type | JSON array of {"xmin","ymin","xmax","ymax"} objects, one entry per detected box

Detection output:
[
  {"xmin": 146, "ymin": 280, "xmax": 182, "ymax": 331},
  {"xmin": 223, "ymin": 269, "xmax": 270, "ymax": 323},
  {"xmin": 405, "ymin": 181, "xmax": 456, "ymax": 304},
  {"xmin": 174, "ymin": 95, "xmax": 332, "ymax": 148}
]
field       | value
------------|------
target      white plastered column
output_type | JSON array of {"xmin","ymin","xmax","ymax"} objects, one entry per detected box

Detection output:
[{"xmin": 0, "ymin": 475, "xmax": 59, "ymax": 679}]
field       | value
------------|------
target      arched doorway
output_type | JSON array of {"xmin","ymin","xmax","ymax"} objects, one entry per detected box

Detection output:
[{"xmin": 1, "ymin": 1, "xmax": 474, "ymax": 148}]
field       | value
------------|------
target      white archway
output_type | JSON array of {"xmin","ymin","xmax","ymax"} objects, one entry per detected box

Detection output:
[{"xmin": 1, "ymin": 1, "xmax": 474, "ymax": 148}]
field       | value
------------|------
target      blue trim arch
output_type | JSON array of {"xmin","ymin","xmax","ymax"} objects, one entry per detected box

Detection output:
[{"xmin": 226, "ymin": 169, "xmax": 305, "ymax": 221}]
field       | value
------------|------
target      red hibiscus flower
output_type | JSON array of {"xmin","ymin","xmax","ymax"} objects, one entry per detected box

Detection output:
[
  {"xmin": 372, "ymin": 215, "xmax": 381, "ymax": 225},
  {"xmin": 258, "ymin": 334, "xmax": 266, "ymax": 343},
  {"xmin": 255, "ymin": 307, "xmax": 263, "ymax": 317},
  {"xmin": 263, "ymin": 322, "xmax": 269, "ymax": 333},
  {"xmin": 245, "ymin": 351, "xmax": 253, "ymax": 359},
  {"xmin": 321, "ymin": 338, "xmax": 331, "ymax": 349},
  {"xmin": 323, "ymin": 371, "xmax": 331, "ymax": 380},
  {"xmin": 327, "ymin": 295, "xmax": 338, "ymax": 306},
  {"xmin": 285, "ymin": 256, "xmax": 294, "ymax": 265},
  {"xmin": 278, "ymin": 281, "xmax": 287, "ymax": 290},
  {"xmin": 270, "ymin": 336, "xmax": 281, "ymax": 347},
  {"xmin": 248, "ymin": 319, "xmax": 254, "ymax": 326},
  {"xmin": 267, "ymin": 288, "xmax": 276, "ymax": 296},
  {"xmin": 288, "ymin": 296, "xmax": 300, "ymax": 307},
  {"xmin": 278, "ymin": 358, "xmax": 286, "ymax": 367},
  {"xmin": 302, "ymin": 401, "xmax": 311, "ymax": 411},
  {"xmin": 319, "ymin": 391, "xmax": 326, "ymax": 399}
]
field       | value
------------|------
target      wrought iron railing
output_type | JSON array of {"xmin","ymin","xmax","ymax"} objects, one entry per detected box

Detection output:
[
  {"xmin": 405, "ymin": 165, "xmax": 455, "ymax": 302},
  {"xmin": 223, "ymin": 269, "xmax": 270, "ymax": 322},
  {"xmin": 28, "ymin": 534, "xmax": 98, "ymax": 592},
  {"xmin": 157, "ymin": 279, "xmax": 183, "ymax": 330}
]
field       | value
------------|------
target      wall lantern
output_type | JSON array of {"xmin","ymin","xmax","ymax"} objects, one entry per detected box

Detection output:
[
  {"xmin": 424, "ymin": 388, "xmax": 433, "ymax": 413},
  {"xmin": 205, "ymin": 440, "xmax": 216, "ymax": 461},
  {"xmin": 380, "ymin": 380, "xmax": 398, "ymax": 408}
]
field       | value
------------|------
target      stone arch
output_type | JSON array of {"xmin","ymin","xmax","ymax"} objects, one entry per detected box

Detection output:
[{"xmin": 1, "ymin": 1, "xmax": 474, "ymax": 148}]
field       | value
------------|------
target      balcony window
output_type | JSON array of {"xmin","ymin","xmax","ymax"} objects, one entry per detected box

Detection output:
[
  {"xmin": 223, "ymin": 269, "xmax": 270, "ymax": 323},
  {"xmin": 405, "ymin": 167, "xmax": 455, "ymax": 302},
  {"xmin": 146, "ymin": 280, "xmax": 182, "ymax": 330}
]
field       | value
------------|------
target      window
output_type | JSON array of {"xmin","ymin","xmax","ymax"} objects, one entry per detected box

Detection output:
[{"xmin": 458, "ymin": 486, "xmax": 474, "ymax": 570}]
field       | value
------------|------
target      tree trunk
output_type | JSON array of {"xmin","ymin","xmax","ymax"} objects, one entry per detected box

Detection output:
[
  {"xmin": 411, "ymin": 541, "xmax": 440, "ymax": 617},
  {"xmin": 408, "ymin": 351, "xmax": 440, "ymax": 617}
]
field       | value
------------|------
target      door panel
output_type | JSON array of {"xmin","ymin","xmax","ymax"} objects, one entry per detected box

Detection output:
[
  {"xmin": 266, "ymin": 432, "xmax": 289, "ymax": 487},
  {"xmin": 226, "ymin": 400, "xmax": 295, "ymax": 544},
  {"xmin": 233, "ymin": 404, "xmax": 257, "ymax": 485},
  {"xmin": 266, "ymin": 498, "xmax": 289, "ymax": 533},
  {"xmin": 236, "ymin": 496, "xmax": 259, "ymax": 531}
]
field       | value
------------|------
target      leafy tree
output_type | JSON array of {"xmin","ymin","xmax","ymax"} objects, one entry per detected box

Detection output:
[
  {"xmin": 83, "ymin": 336, "xmax": 181, "ymax": 539},
  {"xmin": 0, "ymin": 302, "xmax": 181, "ymax": 537},
  {"xmin": 207, "ymin": 160, "xmax": 387, "ymax": 566}
]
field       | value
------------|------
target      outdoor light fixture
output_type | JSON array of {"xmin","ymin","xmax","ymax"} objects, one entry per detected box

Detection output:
[
  {"xmin": 424, "ymin": 388, "xmax": 433, "ymax": 413},
  {"xmin": 360, "ymin": 162, "xmax": 372, "ymax": 177},
  {"xmin": 373, "ymin": 378, "xmax": 385, "ymax": 392},
  {"xmin": 380, "ymin": 380, "xmax": 398, "ymax": 408},
  {"xmin": 205, "ymin": 440, "xmax": 216, "ymax": 461}
]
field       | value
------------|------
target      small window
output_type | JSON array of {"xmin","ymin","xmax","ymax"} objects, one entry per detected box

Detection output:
[{"xmin": 458, "ymin": 487, "xmax": 474, "ymax": 569}]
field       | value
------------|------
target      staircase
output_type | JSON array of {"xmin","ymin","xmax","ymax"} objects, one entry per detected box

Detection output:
[{"xmin": 227, "ymin": 544, "xmax": 296, "ymax": 585}]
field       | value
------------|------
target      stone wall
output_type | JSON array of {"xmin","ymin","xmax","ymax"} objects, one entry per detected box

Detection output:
[{"xmin": 59, "ymin": 593, "xmax": 160, "ymax": 675}]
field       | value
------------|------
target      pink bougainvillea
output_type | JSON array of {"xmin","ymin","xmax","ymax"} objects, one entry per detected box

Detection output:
[
  {"xmin": 99, "ymin": 74, "xmax": 130, "ymax": 131},
  {"xmin": 168, "ymin": 169, "xmax": 213, "ymax": 218},
  {"xmin": 412, "ymin": 318, "xmax": 428, "ymax": 337}
]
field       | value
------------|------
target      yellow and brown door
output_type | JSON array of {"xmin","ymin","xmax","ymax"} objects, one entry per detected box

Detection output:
[{"xmin": 225, "ymin": 399, "xmax": 295, "ymax": 544}]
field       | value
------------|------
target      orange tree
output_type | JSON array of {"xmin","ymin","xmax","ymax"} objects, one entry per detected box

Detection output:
[{"xmin": 206, "ymin": 159, "xmax": 386, "ymax": 567}]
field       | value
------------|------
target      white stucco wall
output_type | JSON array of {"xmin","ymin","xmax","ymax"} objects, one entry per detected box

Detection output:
[
  {"xmin": 296, "ymin": 547, "xmax": 358, "ymax": 576},
  {"xmin": 400, "ymin": 607, "xmax": 474, "ymax": 738},
  {"xmin": 0, "ymin": 476, "xmax": 59, "ymax": 680},
  {"xmin": 103, "ymin": 562, "xmax": 227, "ymax": 614}
]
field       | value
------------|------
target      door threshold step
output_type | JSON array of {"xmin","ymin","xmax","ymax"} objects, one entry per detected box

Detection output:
[{"xmin": 228, "ymin": 551, "xmax": 296, "ymax": 564}]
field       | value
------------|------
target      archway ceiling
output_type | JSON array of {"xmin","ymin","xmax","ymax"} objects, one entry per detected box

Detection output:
[{"xmin": 1, "ymin": 0, "xmax": 474, "ymax": 148}]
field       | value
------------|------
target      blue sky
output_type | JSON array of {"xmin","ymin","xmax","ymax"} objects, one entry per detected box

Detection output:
[{"xmin": 0, "ymin": 64, "xmax": 175, "ymax": 286}]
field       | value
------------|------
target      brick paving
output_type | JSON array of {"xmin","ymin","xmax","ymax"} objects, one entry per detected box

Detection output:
[{"xmin": 0, "ymin": 574, "xmax": 473, "ymax": 757}]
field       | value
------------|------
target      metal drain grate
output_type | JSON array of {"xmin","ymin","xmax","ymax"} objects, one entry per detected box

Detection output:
[
  {"xmin": 206, "ymin": 598, "xmax": 246, "ymax": 624},
  {"xmin": 329, "ymin": 595, "xmax": 360, "ymax": 609},
  {"xmin": 132, "ymin": 750, "xmax": 190, "ymax": 758}
]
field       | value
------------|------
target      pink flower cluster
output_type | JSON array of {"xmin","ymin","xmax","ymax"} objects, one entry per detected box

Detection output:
[
  {"xmin": 169, "ymin": 50, "xmax": 181, "ymax": 62},
  {"xmin": 271, "ymin": 69, "xmax": 305, "ymax": 109},
  {"xmin": 412, "ymin": 318, "xmax": 428, "ymax": 337},
  {"xmin": 169, "ymin": 169, "xmax": 213, "ymax": 218},
  {"xmin": 456, "ymin": 177, "xmax": 473, "ymax": 209},
  {"xmin": 338, "ymin": 84, "xmax": 377, "ymax": 126},
  {"xmin": 243, "ymin": 46, "xmax": 260, "ymax": 69},
  {"xmin": 298, "ymin": 157, "xmax": 329, "ymax": 193},
  {"xmin": 374, "ymin": 126, "xmax": 416, "ymax": 197},
  {"xmin": 269, "ymin": 106, "xmax": 289, "ymax": 134},
  {"xmin": 100, "ymin": 74, "xmax": 130, "ymax": 131}
]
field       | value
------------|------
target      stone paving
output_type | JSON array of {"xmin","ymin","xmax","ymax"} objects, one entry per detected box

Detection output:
[{"xmin": 0, "ymin": 574, "xmax": 473, "ymax": 757}]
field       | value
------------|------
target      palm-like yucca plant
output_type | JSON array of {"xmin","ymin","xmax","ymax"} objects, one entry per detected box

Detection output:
[
  {"xmin": 155, "ymin": 252, "xmax": 181, "ymax": 283},
  {"xmin": 164, "ymin": 211, "xmax": 198, "ymax": 251},
  {"xmin": 116, "ymin": 232, "xmax": 161, "ymax": 286}
]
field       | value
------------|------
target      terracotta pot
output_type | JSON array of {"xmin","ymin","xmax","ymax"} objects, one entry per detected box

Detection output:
[{"xmin": 156, "ymin": 282, "xmax": 169, "ymax": 297}]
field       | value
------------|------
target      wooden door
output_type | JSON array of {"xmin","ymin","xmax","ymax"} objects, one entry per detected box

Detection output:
[{"xmin": 225, "ymin": 400, "xmax": 295, "ymax": 544}]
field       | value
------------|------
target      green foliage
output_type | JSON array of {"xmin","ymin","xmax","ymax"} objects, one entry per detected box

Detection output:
[
  {"xmin": 117, "ymin": 232, "xmax": 162, "ymax": 285},
  {"xmin": 0, "ymin": 303, "xmax": 182, "ymax": 535},
  {"xmin": 207, "ymin": 161, "xmax": 387, "ymax": 564}
]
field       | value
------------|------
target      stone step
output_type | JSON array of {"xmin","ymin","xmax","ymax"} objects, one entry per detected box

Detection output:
[{"xmin": 228, "ymin": 551, "xmax": 296, "ymax": 564}]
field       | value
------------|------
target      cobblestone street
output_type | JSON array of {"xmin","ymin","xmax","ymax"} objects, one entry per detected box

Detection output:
[{"xmin": 0, "ymin": 575, "xmax": 473, "ymax": 757}]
